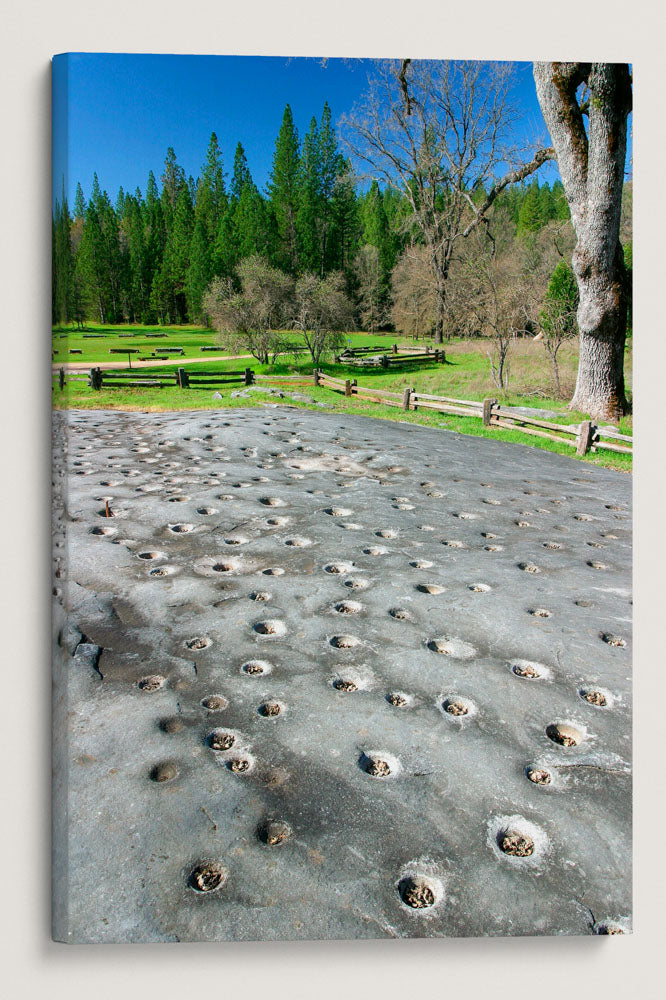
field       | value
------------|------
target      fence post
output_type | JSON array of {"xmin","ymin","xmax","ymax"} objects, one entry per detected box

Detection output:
[
  {"xmin": 245, "ymin": 367, "xmax": 254, "ymax": 386},
  {"xmin": 440, "ymin": 350, "xmax": 446, "ymax": 363},
  {"xmin": 59, "ymin": 367, "xmax": 65, "ymax": 391},
  {"xmin": 577, "ymin": 420, "xmax": 593, "ymax": 456},
  {"xmin": 176, "ymin": 367, "xmax": 190, "ymax": 388},
  {"xmin": 392, "ymin": 343, "xmax": 398, "ymax": 354},
  {"xmin": 402, "ymin": 387, "xmax": 411, "ymax": 411},
  {"xmin": 344, "ymin": 379, "xmax": 352, "ymax": 397},
  {"xmin": 483, "ymin": 398, "xmax": 496, "ymax": 425},
  {"xmin": 426, "ymin": 345, "xmax": 430, "ymax": 355},
  {"xmin": 313, "ymin": 369, "xmax": 320, "ymax": 386},
  {"xmin": 381, "ymin": 355, "xmax": 389, "ymax": 368},
  {"xmin": 90, "ymin": 367, "xmax": 102, "ymax": 390}
]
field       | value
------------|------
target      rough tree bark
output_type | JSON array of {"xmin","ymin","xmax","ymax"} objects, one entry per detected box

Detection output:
[{"xmin": 533, "ymin": 63, "xmax": 632, "ymax": 420}]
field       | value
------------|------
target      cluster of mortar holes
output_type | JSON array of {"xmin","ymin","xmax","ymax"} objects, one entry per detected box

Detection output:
[
  {"xmin": 284, "ymin": 536, "xmax": 312, "ymax": 547},
  {"xmin": 89, "ymin": 526, "xmax": 116, "ymax": 536},
  {"xmin": 249, "ymin": 591, "xmax": 271, "ymax": 602},
  {"xmin": 416, "ymin": 583, "xmax": 446, "ymax": 595},
  {"xmin": 324, "ymin": 561, "xmax": 354, "ymax": 575},
  {"xmin": 468, "ymin": 583, "xmax": 491, "ymax": 593},
  {"xmin": 580, "ymin": 687, "xmax": 611, "ymax": 708},
  {"xmin": 518, "ymin": 562, "xmax": 540, "ymax": 574},
  {"xmin": 363, "ymin": 546, "xmax": 388, "ymax": 556},
  {"xmin": 242, "ymin": 659, "xmax": 272, "ymax": 676},
  {"xmin": 601, "ymin": 632, "xmax": 626, "ymax": 648},
  {"xmin": 511, "ymin": 659, "xmax": 548, "ymax": 680},
  {"xmin": 185, "ymin": 636, "xmax": 211, "ymax": 651},
  {"xmin": 150, "ymin": 565, "xmax": 176, "ymax": 578},
  {"xmin": 224, "ymin": 536, "xmax": 249, "ymax": 546},
  {"xmin": 260, "ymin": 496, "xmax": 286, "ymax": 507},
  {"xmin": 266, "ymin": 517, "xmax": 289, "ymax": 527},
  {"xmin": 323, "ymin": 506, "xmax": 352, "ymax": 517},
  {"xmin": 258, "ymin": 701, "xmax": 283, "ymax": 718},
  {"xmin": 387, "ymin": 691, "xmax": 412, "ymax": 708},
  {"xmin": 262, "ymin": 566, "xmax": 285, "ymax": 576},
  {"xmin": 330, "ymin": 634, "xmax": 361, "ymax": 649},
  {"xmin": 201, "ymin": 695, "xmax": 228, "ymax": 712},
  {"xmin": 587, "ymin": 560, "xmax": 608, "ymax": 570},
  {"xmin": 168, "ymin": 523, "xmax": 194, "ymax": 534},
  {"xmin": 137, "ymin": 674, "xmax": 166, "ymax": 692},
  {"xmin": 398, "ymin": 875, "xmax": 440, "ymax": 911},
  {"xmin": 334, "ymin": 600, "xmax": 363, "ymax": 615},
  {"xmin": 359, "ymin": 751, "xmax": 397, "ymax": 779},
  {"xmin": 197, "ymin": 507, "xmax": 218, "ymax": 516},
  {"xmin": 188, "ymin": 861, "xmax": 228, "ymax": 894},
  {"xmin": 253, "ymin": 619, "xmax": 286, "ymax": 637},
  {"xmin": 442, "ymin": 540, "xmax": 465, "ymax": 549},
  {"xmin": 546, "ymin": 722, "xmax": 583, "ymax": 747},
  {"xmin": 410, "ymin": 559, "xmax": 433, "ymax": 569},
  {"xmin": 150, "ymin": 761, "xmax": 179, "ymax": 783},
  {"xmin": 257, "ymin": 819, "xmax": 292, "ymax": 846},
  {"xmin": 525, "ymin": 765, "xmax": 552, "ymax": 786}
]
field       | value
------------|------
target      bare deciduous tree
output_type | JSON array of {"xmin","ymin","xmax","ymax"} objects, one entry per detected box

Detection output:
[
  {"xmin": 203, "ymin": 256, "xmax": 293, "ymax": 365},
  {"xmin": 390, "ymin": 244, "xmax": 437, "ymax": 339},
  {"xmin": 292, "ymin": 272, "xmax": 354, "ymax": 366},
  {"xmin": 343, "ymin": 59, "xmax": 554, "ymax": 343},
  {"xmin": 533, "ymin": 62, "xmax": 632, "ymax": 419}
]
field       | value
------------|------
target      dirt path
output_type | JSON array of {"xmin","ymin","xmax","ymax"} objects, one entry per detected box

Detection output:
[{"xmin": 52, "ymin": 352, "xmax": 253, "ymax": 373}]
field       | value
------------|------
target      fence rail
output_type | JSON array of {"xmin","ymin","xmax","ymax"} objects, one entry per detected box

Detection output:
[
  {"xmin": 313, "ymin": 371, "xmax": 632, "ymax": 457},
  {"xmin": 54, "ymin": 364, "xmax": 632, "ymax": 458}
]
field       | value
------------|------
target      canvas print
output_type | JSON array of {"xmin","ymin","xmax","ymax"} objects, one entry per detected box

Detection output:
[{"xmin": 52, "ymin": 54, "xmax": 632, "ymax": 942}]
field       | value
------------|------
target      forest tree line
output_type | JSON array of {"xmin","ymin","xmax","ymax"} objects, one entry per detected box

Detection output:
[{"xmin": 52, "ymin": 100, "xmax": 595, "ymax": 343}]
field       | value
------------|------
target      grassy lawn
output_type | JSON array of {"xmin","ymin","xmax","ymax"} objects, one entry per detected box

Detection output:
[{"xmin": 52, "ymin": 325, "xmax": 633, "ymax": 473}]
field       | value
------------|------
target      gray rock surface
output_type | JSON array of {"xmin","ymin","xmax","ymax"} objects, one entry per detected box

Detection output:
[{"xmin": 52, "ymin": 408, "xmax": 632, "ymax": 942}]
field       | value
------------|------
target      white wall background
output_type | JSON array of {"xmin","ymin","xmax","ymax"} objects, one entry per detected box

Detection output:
[{"xmin": 1, "ymin": 2, "xmax": 664, "ymax": 996}]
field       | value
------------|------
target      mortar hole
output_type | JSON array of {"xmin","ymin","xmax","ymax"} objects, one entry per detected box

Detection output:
[
  {"xmin": 333, "ymin": 679, "xmax": 357, "ymax": 692},
  {"xmin": 526, "ymin": 766, "xmax": 551, "ymax": 785},
  {"xmin": 546, "ymin": 722, "xmax": 582, "ymax": 746},
  {"xmin": 258, "ymin": 820, "xmax": 292, "ymax": 846},
  {"xmin": 150, "ymin": 761, "xmax": 179, "ymax": 783},
  {"xmin": 259, "ymin": 701, "xmax": 282, "ymax": 717},
  {"xmin": 201, "ymin": 695, "xmax": 228, "ymax": 712},
  {"xmin": 137, "ymin": 675, "xmax": 165, "ymax": 692},
  {"xmin": 207, "ymin": 730, "xmax": 235, "ymax": 751},
  {"xmin": 398, "ymin": 876, "xmax": 436, "ymax": 909},
  {"xmin": 188, "ymin": 861, "xmax": 228, "ymax": 893},
  {"xmin": 498, "ymin": 830, "xmax": 534, "ymax": 857}
]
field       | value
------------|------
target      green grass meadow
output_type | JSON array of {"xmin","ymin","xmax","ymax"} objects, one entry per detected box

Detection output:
[{"xmin": 52, "ymin": 324, "xmax": 632, "ymax": 472}]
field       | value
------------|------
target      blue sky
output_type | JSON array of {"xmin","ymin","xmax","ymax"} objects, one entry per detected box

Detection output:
[{"xmin": 52, "ymin": 54, "xmax": 626, "ymax": 208}]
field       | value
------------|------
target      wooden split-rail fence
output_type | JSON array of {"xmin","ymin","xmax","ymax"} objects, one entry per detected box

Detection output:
[
  {"xmin": 313, "ymin": 370, "xmax": 632, "ymax": 457},
  {"xmin": 61, "ymin": 366, "xmax": 256, "ymax": 391},
  {"xmin": 335, "ymin": 344, "xmax": 446, "ymax": 368}
]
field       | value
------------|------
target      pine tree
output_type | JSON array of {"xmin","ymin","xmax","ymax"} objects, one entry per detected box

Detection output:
[
  {"xmin": 297, "ymin": 116, "xmax": 321, "ymax": 273},
  {"xmin": 74, "ymin": 182, "xmax": 86, "ymax": 221},
  {"xmin": 267, "ymin": 105, "xmax": 301, "ymax": 273}
]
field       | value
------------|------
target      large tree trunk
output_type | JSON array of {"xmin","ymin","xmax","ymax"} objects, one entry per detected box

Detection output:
[{"xmin": 533, "ymin": 63, "xmax": 631, "ymax": 421}]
